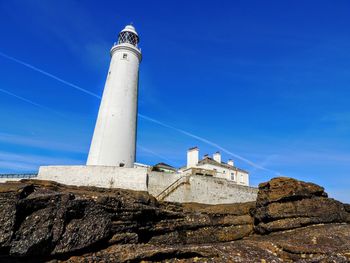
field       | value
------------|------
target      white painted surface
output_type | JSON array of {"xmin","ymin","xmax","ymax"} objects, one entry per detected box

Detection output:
[
  {"xmin": 0, "ymin": 177, "xmax": 23, "ymax": 183},
  {"xmin": 0, "ymin": 175, "xmax": 37, "ymax": 183},
  {"xmin": 148, "ymin": 172, "xmax": 257, "ymax": 204},
  {"xmin": 87, "ymin": 25, "xmax": 142, "ymax": 168},
  {"xmin": 213, "ymin": 152, "xmax": 221, "ymax": 163},
  {"xmin": 171, "ymin": 175, "xmax": 257, "ymax": 204},
  {"xmin": 187, "ymin": 147, "xmax": 199, "ymax": 168},
  {"xmin": 38, "ymin": 165, "xmax": 148, "ymax": 191},
  {"xmin": 182, "ymin": 148, "xmax": 250, "ymax": 186},
  {"xmin": 197, "ymin": 163, "xmax": 249, "ymax": 186},
  {"xmin": 148, "ymin": 172, "xmax": 183, "ymax": 196}
]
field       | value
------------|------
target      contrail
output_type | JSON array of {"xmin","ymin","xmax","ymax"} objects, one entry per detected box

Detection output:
[
  {"xmin": 0, "ymin": 51, "xmax": 280, "ymax": 174},
  {"xmin": 0, "ymin": 51, "xmax": 101, "ymax": 99},
  {"xmin": 138, "ymin": 114, "xmax": 280, "ymax": 174},
  {"xmin": 0, "ymin": 88, "xmax": 64, "ymax": 117}
]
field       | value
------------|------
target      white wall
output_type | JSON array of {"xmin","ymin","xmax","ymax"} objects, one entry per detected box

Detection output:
[
  {"xmin": 148, "ymin": 173, "xmax": 257, "ymax": 204},
  {"xmin": 87, "ymin": 43, "xmax": 141, "ymax": 168},
  {"xmin": 197, "ymin": 163, "xmax": 249, "ymax": 185},
  {"xmin": 148, "ymin": 172, "xmax": 183, "ymax": 197},
  {"xmin": 0, "ymin": 177, "xmax": 24, "ymax": 183},
  {"xmin": 1, "ymin": 169, "xmax": 255, "ymax": 205},
  {"xmin": 187, "ymin": 148, "xmax": 199, "ymax": 168},
  {"xmin": 0, "ymin": 175, "xmax": 37, "ymax": 183},
  {"xmin": 38, "ymin": 165, "xmax": 148, "ymax": 191},
  {"xmin": 236, "ymin": 170, "xmax": 249, "ymax": 186},
  {"xmin": 184, "ymin": 149, "xmax": 249, "ymax": 186}
]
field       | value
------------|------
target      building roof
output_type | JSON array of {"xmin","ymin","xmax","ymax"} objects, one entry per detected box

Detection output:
[
  {"xmin": 153, "ymin": 162, "xmax": 177, "ymax": 172},
  {"xmin": 197, "ymin": 157, "xmax": 249, "ymax": 174},
  {"xmin": 188, "ymin": 146, "xmax": 199, "ymax": 151}
]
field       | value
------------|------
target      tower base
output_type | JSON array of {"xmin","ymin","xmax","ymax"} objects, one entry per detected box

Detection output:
[{"xmin": 38, "ymin": 165, "xmax": 148, "ymax": 191}]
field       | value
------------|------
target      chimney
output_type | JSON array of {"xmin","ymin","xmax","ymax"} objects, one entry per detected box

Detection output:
[
  {"xmin": 228, "ymin": 159, "xmax": 234, "ymax": 166},
  {"xmin": 213, "ymin": 151, "xmax": 221, "ymax": 163},
  {"xmin": 187, "ymin": 147, "xmax": 199, "ymax": 168}
]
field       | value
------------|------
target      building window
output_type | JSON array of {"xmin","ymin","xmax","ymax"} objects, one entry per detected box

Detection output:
[
  {"xmin": 240, "ymin": 174, "xmax": 244, "ymax": 183},
  {"xmin": 231, "ymin": 173, "xmax": 235, "ymax": 181},
  {"xmin": 123, "ymin": 53, "xmax": 127, "ymax": 59}
]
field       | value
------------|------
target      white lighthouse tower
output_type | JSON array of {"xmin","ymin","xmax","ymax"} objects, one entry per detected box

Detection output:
[
  {"xmin": 87, "ymin": 25, "xmax": 142, "ymax": 168},
  {"xmin": 39, "ymin": 24, "xmax": 147, "ymax": 191}
]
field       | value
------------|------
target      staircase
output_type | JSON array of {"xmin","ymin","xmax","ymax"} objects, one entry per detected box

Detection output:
[{"xmin": 156, "ymin": 175, "xmax": 190, "ymax": 201}]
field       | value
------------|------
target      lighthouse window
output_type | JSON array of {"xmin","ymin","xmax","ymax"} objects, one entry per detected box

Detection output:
[{"xmin": 123, "ymin": 53, "xmax": 127, "ymax": 59}]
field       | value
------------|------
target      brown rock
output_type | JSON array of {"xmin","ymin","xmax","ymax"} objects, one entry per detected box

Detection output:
[
  {"xmin": 181, "ymin": 201, "xmax": 255, "ymax": 216},
  {"xmin": 253, "ymin": 223, "xmax": 350, "ymax": 262},
  {"xmin": 61, "ymin": 224, "xmax": 350, "ymax": 262},
  {"xmin": 344, "ymin": 203, "xmax": 350, "ymax": 213},
  {"xmin": 0, "ymin": 178, "xmax": 349, "ymax": 262},
  {"xmin": 255, "ymin": 197, "xmax": 347, "ymax": 222},
  {"xmin": 256, "ymin": 177, "xmax": 327, "ymax": 206},
  {"xmin": 0, "ymin": 182, "xmax": 34, "ymax": 249},
  {"xmin": 253, "ymin": 177, "xmax": 349, "ymax": 234},
  {"xmin": 149, "ymin": 224, "xmax": 253, "ymax": 245}
]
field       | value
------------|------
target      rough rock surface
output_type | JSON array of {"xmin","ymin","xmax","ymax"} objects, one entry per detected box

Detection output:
[
  {"xmin": 0, "ymin": 177, "xmax": 349, "ymax": 262},
  {"xmin": 253, "ymin": 177, "xmax": 350, "ymax": 234}
]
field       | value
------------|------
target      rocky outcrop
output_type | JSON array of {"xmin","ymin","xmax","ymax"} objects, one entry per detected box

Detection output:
[
  {"xmin": 252, "ymin": 177, "xmax": 350, "ymax": 234},
  {"xmin": 0, "ymin": 179, "xmax": 254, "ymax": 261},
  {"xmin": 0, "ymin": 177, "xmax": 349, "ymax": 262}
]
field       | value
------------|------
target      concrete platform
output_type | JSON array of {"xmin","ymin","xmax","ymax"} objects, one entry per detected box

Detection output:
[{"xmin": 38, "ymin": 165, "xmax": 148, "ymax": 191}]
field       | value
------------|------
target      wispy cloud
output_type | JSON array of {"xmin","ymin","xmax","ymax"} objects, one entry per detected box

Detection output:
[
  {"xmin": 0, "ymin": 51, "xmax": 101, "ymax": 99},
  {"xmin": 0, "ymin": 88, "xmax": 63, "ymax": 117},
  {"xmin": 0, "ymin": 161, "xmax": 37, "ymax": 172},
  {"xmin": 0, "ymin": 132, "xmax": 87, "ymax": 153},
  {"xmin": 1, "ymin": 0, "xmax": 111, "ymax": 70},
  {"xmin": 0, "ymin": 151, "xmax": 81, "ymax": 165},
  {"xmin": 0, "ymin": 150, "xmax": 82, "ymax": 172},
  {"xmin": 138, "ymin": 114, "xmax": 281, "ymax": 175},
  {"xmin": 271, "ymin": 150, "xmax": 350, "ymax": 166},
  {"xmin": 0, "ymin": 51, "xmax": 280, "ymax": 175}
]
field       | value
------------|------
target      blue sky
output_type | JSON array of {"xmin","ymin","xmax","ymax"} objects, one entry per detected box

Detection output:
[{"xmin": 0, "ymin": 1, "xmax": 349, "ymax": 202}]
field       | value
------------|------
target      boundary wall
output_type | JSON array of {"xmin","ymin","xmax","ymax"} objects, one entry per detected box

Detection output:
[
  {"xmin": 38, "ymin": 165, "xmax": 148, "ymax": 191},
  {"xmin": 148, "ymin": 172, "xmax": 258, "ymax": 204}
]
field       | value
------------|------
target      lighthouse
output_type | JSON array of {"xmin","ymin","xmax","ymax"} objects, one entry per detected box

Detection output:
[
  {"xmin": 87, "ymin": 25, "xmax": 142, "ymax": 168},
  {"xmin": 37, "ymin": 24, "xmax": 255, "ymax": 199}
]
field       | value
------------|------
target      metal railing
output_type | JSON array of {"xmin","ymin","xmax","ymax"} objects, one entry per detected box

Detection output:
[
  {"xmin": 0, "ymin": 173, "xmax": 37, "ymax": 179},
  {"xmin": 156, "ymin": 175, "xmax": 190, "ymax": 201}
]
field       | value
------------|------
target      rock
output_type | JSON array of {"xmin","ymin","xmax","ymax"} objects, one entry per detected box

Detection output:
[
  {"xmin": 0, "ymin": 179, "xmax": 254, "ymax": 260},
  {"xmin": 149, "ymin": 224, "xmax": 253, "ymax": 245},
  {"xmin": 181, "ymin": 202, "xmax": 255, "ymax": 216},
  {"xmin": 0, "ymin": 196, "xmax": 17, "ymax": 249},
  {"xmin": 0, "ymin": 177, "xmax": 349, "ymax": 262},
  {"xmin": 7, "ymin": 189, "xmax": 112, "ymax": 257},
  {"xmin": 253, "ymin": 177, "xmax": 350, "ymax": 234},
  {"xmin": 256, "ymin": 177, "xmax": 327, "ymax": 206},
  {"xmin": 0, "ymin": 182, "xmax": 35, "ymax": 250},
  {"xmin": 344, "ymin": 203, "xmax": 350, "ymax": 213},
  {"xmin": 61, "ymin": 224, "xmax": 350, "ymax": 262},
  {"xmin": 52, "ymin": 200, "xmax": 112, "ymax": 254},
  {"xmin": 249, "ymin": 223, "xmax": 350, "ymax": 262}
]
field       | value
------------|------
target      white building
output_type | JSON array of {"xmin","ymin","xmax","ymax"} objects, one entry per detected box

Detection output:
[
  {"xmin": 179, "ymin": 147, "xmax": 249, "ymax": 186},
  {"xmin": 29, "ymin": 24, "xmax": 258, "ymax": 204},
  {"xmin": 87, "ymin": 25, "xmax": 142, "ymax": 168}
]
